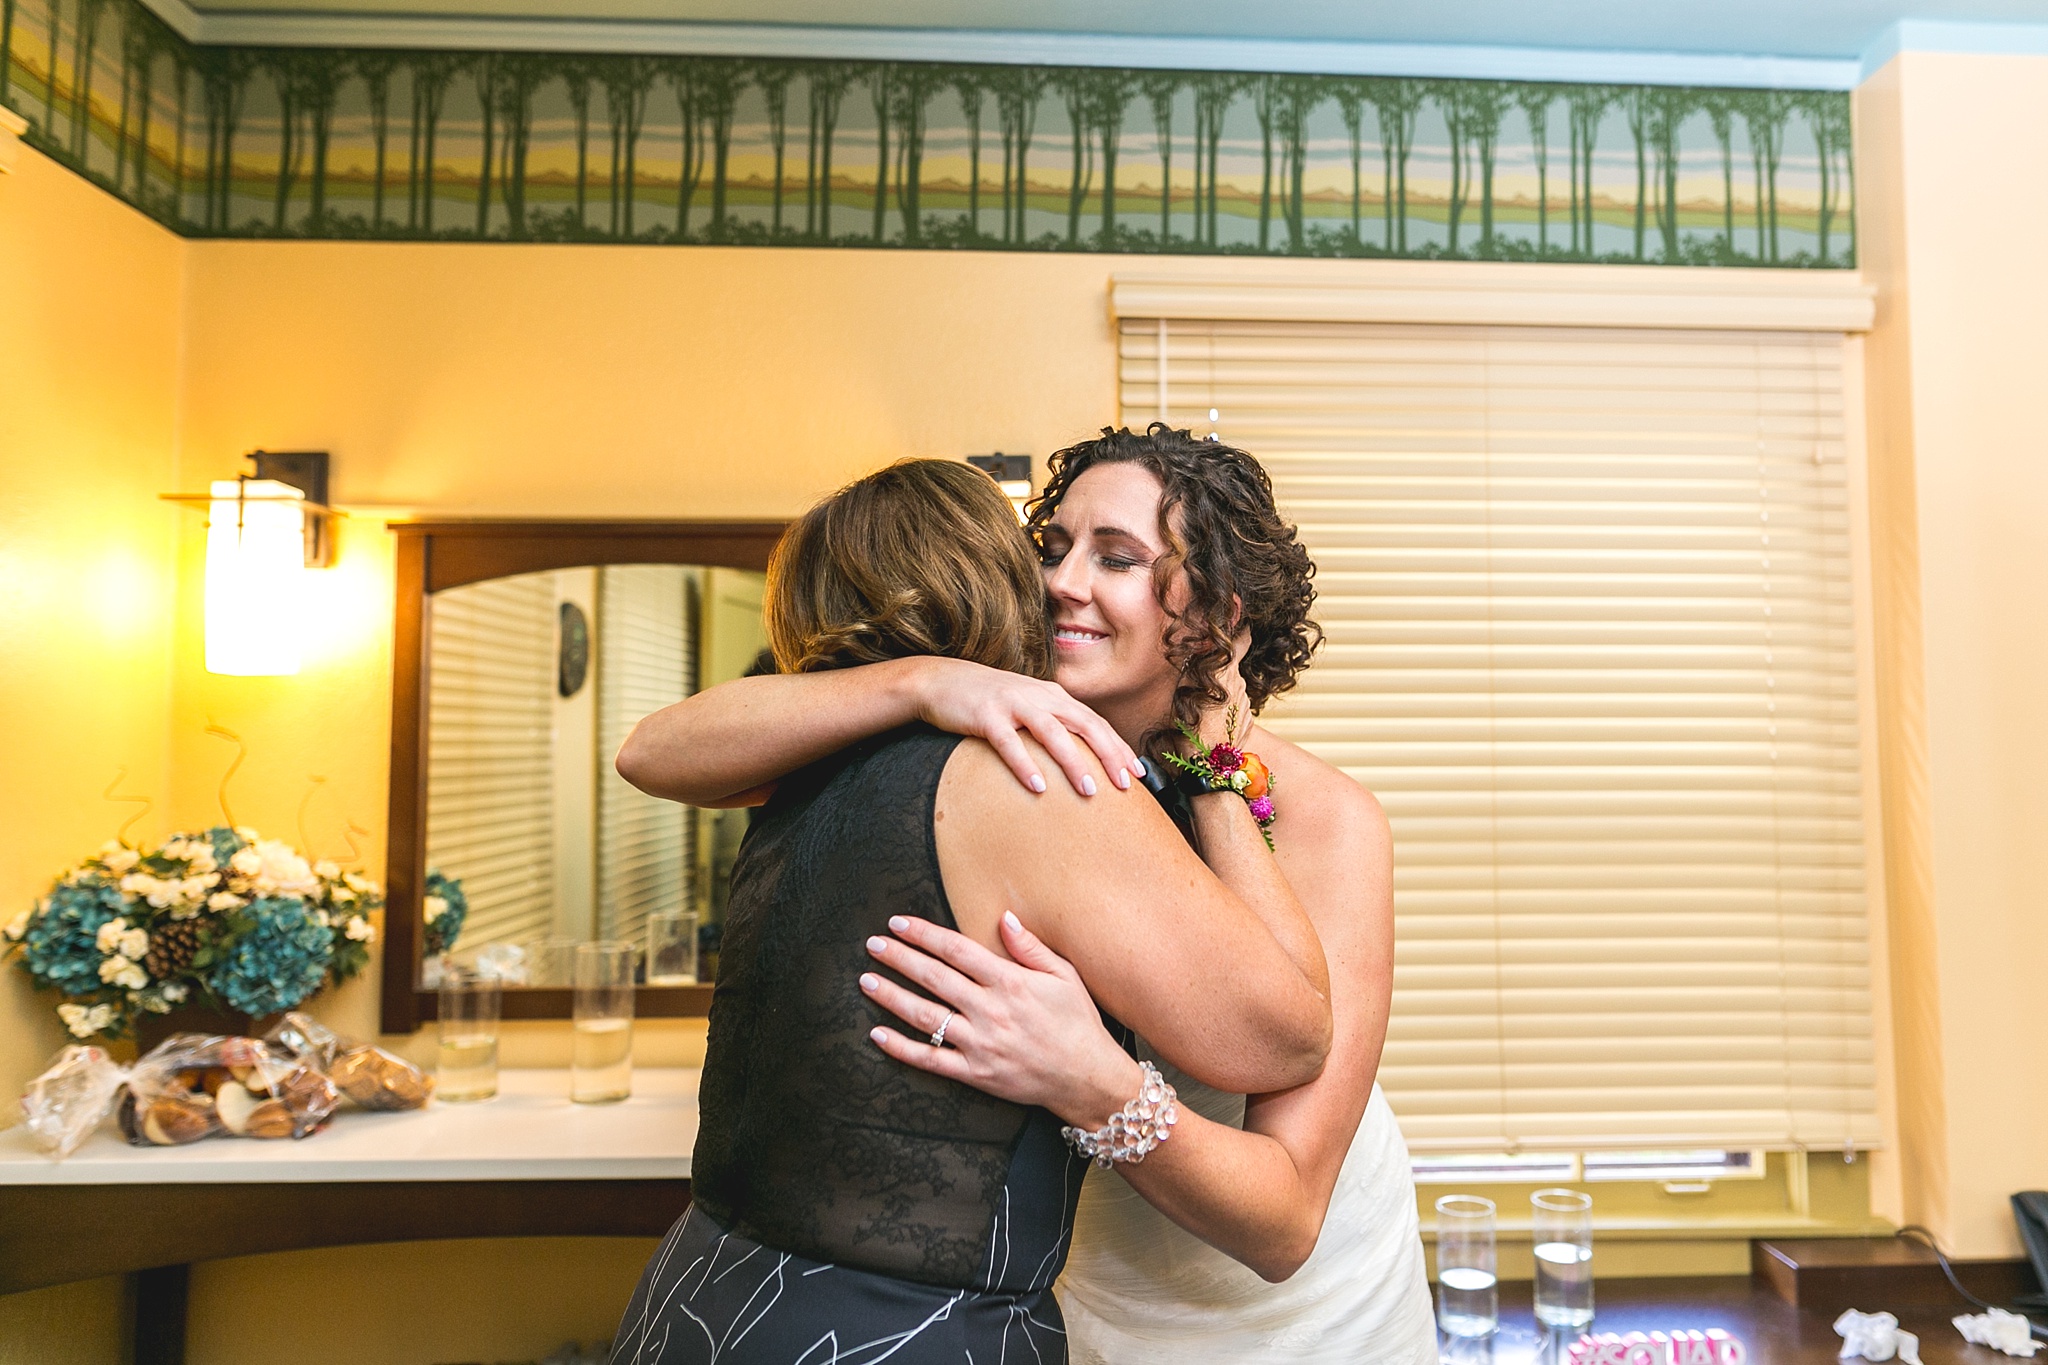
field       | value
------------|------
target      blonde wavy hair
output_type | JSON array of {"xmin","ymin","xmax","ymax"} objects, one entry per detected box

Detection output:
[{"xmin": 765, "ymin": 459, "xmax": 1053, "ymax": 680}]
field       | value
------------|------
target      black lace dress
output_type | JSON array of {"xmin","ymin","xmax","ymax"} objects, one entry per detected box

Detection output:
[{"xmin": 610, "ymin": 727, "xmax": 1095, "ymax": 1365}]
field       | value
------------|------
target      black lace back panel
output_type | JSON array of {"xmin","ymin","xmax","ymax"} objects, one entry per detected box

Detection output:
[{"xmin": 689, "ymin": 726, "xmax": 1091, "ymax": 1291}]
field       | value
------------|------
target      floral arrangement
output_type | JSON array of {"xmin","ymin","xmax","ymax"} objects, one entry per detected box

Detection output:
[
  {"xmin": 1163, "ymin": 707, "xmax": 1279, "ymax": 849},
  {"xmin": 421, "ymin": 868, "xmax": 469, "ymax": 958},
  {"xmin": 2, "ymin": 827, "xmax": 383, "ymax": 1041}
]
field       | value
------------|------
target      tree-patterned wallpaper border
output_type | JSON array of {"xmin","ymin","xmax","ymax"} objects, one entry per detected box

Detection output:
[{"xmin": 2, "ymin": 0, "xmax": 1854, "ymax": 266}]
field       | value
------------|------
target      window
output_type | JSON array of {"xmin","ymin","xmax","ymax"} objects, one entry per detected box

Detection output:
[{"xmin": 1121, "ymin": 311, "xmax": 1879, "ymax": 1157}]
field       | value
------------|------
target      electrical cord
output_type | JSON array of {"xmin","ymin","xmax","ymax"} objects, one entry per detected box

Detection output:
[{"xmin": 1897, "ymin": 1225, "xmax": 2048, "ymax": 1341}]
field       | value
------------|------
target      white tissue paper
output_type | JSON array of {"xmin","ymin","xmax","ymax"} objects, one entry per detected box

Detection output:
[
  {"xmin": 1954, "ymin": 1308, "xmax": 2044, "ymax": 1357},
  {"xmin": 1834, "ymin": 1310, "xmax": 1921, "ymax": 1364}
]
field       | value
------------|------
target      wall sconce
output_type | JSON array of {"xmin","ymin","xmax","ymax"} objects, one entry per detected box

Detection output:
[
  {"xmin": 967, "ymin": 453, "xmax": 1032, "ymax": 521},
  {"xmin": 162, "ymin": 451, "xmax": 339, "ymax": 677}
]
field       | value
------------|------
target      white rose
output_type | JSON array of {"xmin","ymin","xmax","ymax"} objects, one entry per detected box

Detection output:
[
  {"xmin": 424, "ymin": 895, "xmax": 447, "ymax": 924},
  {"xmin": 314, "ymin": 860, "xmax": 340, "ymax": 880},
  {"xmin": 119, "ymin": 873, "xmax": 155, "ymax": 898},
  {"xmin": 230, "ymin": 848, "xmax": 262, "ymax": 877},
  {"xmin": 344, "ymin": 872, "xmax": 374, "ymax": 894},
  {"xmin": 250, "ymin": 840, "xmax": 317, "ymax": 896},
  {"xmin": 314, "ymin": 910, "xmax": 332, "ymax": 928},
  {"xmin": 101, "ymin": 844, "xmax": 140, "ymax": 873},
  {"xmin": 58, "ymin": 1003, "xmax": 96, "ymax": 1037},
  {"xmin": 345, "ymin": 917, "xmax": 375, "ymax": 942},
  {"xmin": 207, "ymin": 891, "xmax": 246, "ymax": 912},
  {"xmin": 187, "ymin": 849, "xmax": 217, "ymax": 875},
  {"xmin": 181, "ymin": 876, "xmax": 218, "ymax": 901},
  {"xmin": 119, "ymin": 927, "xmax": 150, "ymax": 961},
  {"xmin": 99, "ymin": 956, "xmax": 147, "ymax": 989},
  {"xmin": 161, "ymin": 982, "xmax": 189, "ymax": 1003},
  {"xmin": 91, "ymin": 1004, "xmax": 117, "ymax": 1032},
  {"xmin": 95, "ymin": 920, "xmax": 129, "ymax": 953},
  {"xmin": 4, "ymin": 909, "xmax": 29, "ymax": 941}
]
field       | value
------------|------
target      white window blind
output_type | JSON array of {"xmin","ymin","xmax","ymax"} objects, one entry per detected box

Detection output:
[
  {"xmin": 426, "ymin": 571, "xmax": 558, "ymax": 950},
  {"xmin": 596, "ymin": 565, "xmax": 697, "ymax": 949},
  {"xmin": 1120, "ymin": 318, "xmax": 1877, "ymax": 1153}
]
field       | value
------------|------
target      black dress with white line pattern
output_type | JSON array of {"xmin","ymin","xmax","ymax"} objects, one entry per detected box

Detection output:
[{"xmin": 610, "ymin": 726, "xmax": 1096, "ymax": 1365}]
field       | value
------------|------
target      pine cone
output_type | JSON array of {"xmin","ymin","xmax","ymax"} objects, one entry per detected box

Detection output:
[{"xmin": 145, "ymin": 919, "xmax": 204, "ymax": 981}]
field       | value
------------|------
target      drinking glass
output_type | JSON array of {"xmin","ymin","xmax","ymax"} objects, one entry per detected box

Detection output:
[
  {"xmin": 646, "ymin": 910, "xmax": 700, "ymax": 985},
  {"xmin": 1531, "ymin": 1188, "xmax": 1595, "ymax": 1330},
  {"xmin": 572, "ymin": 941, "xmax": 637, "ymax": 1104},
  {"xmin": 437, "ymin": 961, "xmax": 500, "ymax": 1102},
  {"xmin": 1435, "ymin": 1194, "xmax": 1499, "ymax": 1338},
  {"xmin": 520, "ymin": 935, "xmax": 581, "ymax": 988}
]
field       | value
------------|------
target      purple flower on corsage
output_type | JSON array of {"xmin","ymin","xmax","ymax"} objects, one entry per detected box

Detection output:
[
  {"xmin": 1247, "ymin": 795, "xmax": 1276, "ymax": 824},
  {"xmin": 1207, "ymin": 744, "xmax": 1245, "ymax": 775}
]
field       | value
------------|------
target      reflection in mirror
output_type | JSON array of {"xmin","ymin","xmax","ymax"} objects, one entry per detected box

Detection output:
[{"xmin": 421, "ymin": 564, "xmax": 767, "ymax": 987}]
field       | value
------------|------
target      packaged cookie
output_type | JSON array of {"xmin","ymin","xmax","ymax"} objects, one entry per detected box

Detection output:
[{"xmin": 265, "ymin": 1012, "xmax": 433, "ymax": 1111}]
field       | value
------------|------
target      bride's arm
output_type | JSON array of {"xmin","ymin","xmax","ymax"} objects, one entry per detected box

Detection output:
[
  {"xmin": 866, "ymin": 780, "xmax": 1392, "ymax": 1282},
  {"xmin": 615, "ymin": 657, "xmax": 1141, "ymax": 806}
]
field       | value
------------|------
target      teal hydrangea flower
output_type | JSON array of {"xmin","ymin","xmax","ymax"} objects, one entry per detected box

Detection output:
[
  {"xmin": 207, "ymin": 825, "xmax": 247, "ymax": 867},
  {"xmin": 208, "ymin": 896, "xmax": 334, "ymax": 1016},
  {"xmin": 20, "ymin": 878, "xmax": 126, "ymax": 996},
  {"xmin": 422, "ymin": 869, "xmax": 469, "ymax": 956}
]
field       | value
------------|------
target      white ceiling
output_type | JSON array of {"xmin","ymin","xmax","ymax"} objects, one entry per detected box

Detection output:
[
  {"xmin": 144, "ymin": 0, "xmax": 2048, "ymax": 86},
  {"xmin": 170, "ymin": 0, "xmax": 2048, "ymax": 56}
]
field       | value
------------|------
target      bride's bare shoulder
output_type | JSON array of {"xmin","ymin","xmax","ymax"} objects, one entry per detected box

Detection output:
[{"xmin": 1254, "ymin": 728, "xmax": 1391, "ymax": 861}]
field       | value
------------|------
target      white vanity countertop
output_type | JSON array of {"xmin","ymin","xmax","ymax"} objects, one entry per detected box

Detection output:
[{"xmin": 0, "ymin": 1067, "xmax": 700, "ymax": 1185}]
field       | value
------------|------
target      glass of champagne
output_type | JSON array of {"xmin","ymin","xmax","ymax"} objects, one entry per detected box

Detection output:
[
  {"xmin": 437, "ymin": 960, "xmax": 500, "ymax": 1102},
  {"xmin": 572, "ymin": 941, "xmax": 637, "ymax": 1104},
  {"xmin": 646, "ymin": 910, "xmax": 700, "ymax": 985},
  {"xmin": 1531, "ymin": 1188, "xmax": 1594, "ymax": 1331},
  {"xmin": 1434, "ymin": 1195, "xmax": 1498, "ymax": 1338}
]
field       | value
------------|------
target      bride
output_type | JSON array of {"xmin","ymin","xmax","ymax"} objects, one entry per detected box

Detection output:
[{"xmin": 619, "ymin": 425, "xmax": 1437, "ymax": 1362}]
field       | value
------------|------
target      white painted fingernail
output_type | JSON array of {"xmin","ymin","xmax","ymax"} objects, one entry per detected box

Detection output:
[
  {"xmin": 1115, "ymin": 768, "xmax": 1131, "ymax": 790},
  {"xmin": 870, "ymin": 1028, "xmax": 888, "ymax": 1044},
  {"xmin": 860, "ymin": 973, "xmax": 880, "ymax": 992},
  {"xmin": 1081, "ymin": 775, "xmax": 1097, "ymax": 796},
  {"xmin": 1028, "ymin": 773, "xmax": 1047, "ymax": 793},
  {"xmin": 1003, "ymin": 911, "xmax": 1022, "ymax": 931}
]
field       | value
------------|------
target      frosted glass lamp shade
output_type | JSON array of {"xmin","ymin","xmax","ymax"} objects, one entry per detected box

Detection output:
[{"xmin": 205, "ymin": 479, "xmax": 305, "ymax": 676}]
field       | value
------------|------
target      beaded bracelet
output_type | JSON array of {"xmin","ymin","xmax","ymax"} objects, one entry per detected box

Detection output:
[{"xmin": 1061, "ymin": 1061, "xmax": 1180, "ymax": 1169}]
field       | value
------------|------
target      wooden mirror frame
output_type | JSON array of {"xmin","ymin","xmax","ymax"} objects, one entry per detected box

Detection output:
[{"xmin": 380, "ymin": 519, "xmax": 787, "ymax": 1034}]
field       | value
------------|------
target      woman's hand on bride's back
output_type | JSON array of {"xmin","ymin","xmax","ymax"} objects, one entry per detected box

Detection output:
[
  {"xmin": 907, "ymin": 657, "xmax": 1140, "ymax": 798},
  {"xmin": 863, "ymin": 912, "xmax": 1142, "ymax": 1130}
]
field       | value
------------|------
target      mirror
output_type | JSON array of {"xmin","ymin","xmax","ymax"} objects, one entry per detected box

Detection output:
[
  {"xmin": 422, "ymin": 564, "xmax": 767, "ymax": 981},
  {"xmin": 381, "ymin": 522, "xmax": 787, "ymax": 1031}
]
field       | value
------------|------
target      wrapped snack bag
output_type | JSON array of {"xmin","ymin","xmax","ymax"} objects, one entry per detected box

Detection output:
[
  {"xmin": 21, "ymin": 1045, "xmax": 128, "ymax": 1159},
  {"xmin": 114, "ymin": 1034, "xmax": 339, "ymax": 1146},
  {"xmin": 265, "ymin": 1011, "xmax": 433, "ymax": 1111}
]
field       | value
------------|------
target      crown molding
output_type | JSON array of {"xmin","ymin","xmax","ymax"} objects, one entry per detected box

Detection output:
[
  {"xmin": 134, "ymin": 1, "xmax": 1860, "ymax": 89},
  {"xmin": 1111, "ymin": 261, "xmax": 1877, "ymax": 333}
]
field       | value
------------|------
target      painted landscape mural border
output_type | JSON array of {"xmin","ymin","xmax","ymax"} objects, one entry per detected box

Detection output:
[{"xmin": 1, "ymin": 0, "xmax": 1854, "ymax": 265}]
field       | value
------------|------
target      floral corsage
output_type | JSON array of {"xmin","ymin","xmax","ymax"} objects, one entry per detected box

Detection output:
[{"xmin": 1162, "ymin": 706, "xmax": 1278, "ymax": 849}]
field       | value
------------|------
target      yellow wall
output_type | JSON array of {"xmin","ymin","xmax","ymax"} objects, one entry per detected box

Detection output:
[
  {"xmin": 0, "ymin": 145, "xmax": 184, "ymax": 1118},
  {"xmin": 1855, "ymin": 51, "xmax": 2048, "ymax": 1259}
]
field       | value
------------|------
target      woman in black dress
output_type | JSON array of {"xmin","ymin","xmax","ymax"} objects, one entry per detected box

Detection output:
[{"xmin": 609, "ymin": 460, "xmax": 1331, "ymax": 1365}]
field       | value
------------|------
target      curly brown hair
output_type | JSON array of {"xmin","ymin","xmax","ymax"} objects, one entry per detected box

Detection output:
[
  {"xmin": 1025, "ymin": 424, "xmax": 1321, "ymax": 748},
  {"xmin": 767, "ymin": 459, "xmax": 1054, "ymax": 680}
]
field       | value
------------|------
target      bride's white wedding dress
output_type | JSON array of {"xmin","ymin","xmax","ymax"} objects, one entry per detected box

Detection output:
[{"xmin": 1058, "ymin": 1046, "xmax": 1438, "ymax": 1364}]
